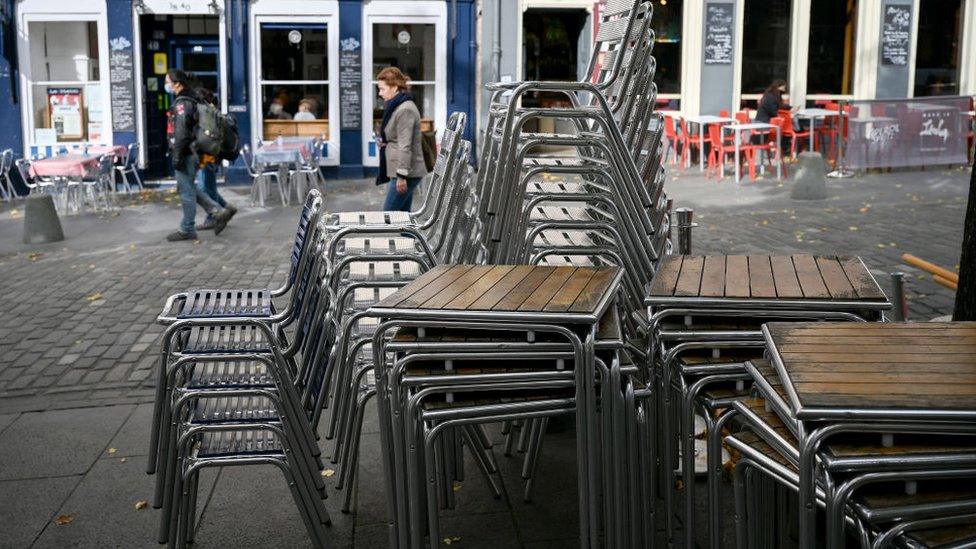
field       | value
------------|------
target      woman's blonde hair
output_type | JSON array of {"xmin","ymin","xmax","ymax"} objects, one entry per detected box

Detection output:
[{"xmin": 376, "ymin": 66, "xmax": 410, "ymax": 91}]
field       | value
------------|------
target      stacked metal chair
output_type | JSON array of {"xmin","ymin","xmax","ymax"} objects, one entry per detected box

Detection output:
[{"xmin": 727, "ymin": 358, "xmax": 976, "ymax": 548}]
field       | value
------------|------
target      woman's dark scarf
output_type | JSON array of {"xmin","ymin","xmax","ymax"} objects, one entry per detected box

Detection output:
[{"xmin": 375, "ymin": 91, "xmax": 414, "ymax": 185}]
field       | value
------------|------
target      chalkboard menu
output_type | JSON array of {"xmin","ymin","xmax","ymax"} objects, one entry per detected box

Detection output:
[
  {"xmin": 109, "ymin": 37, "xmax": 136, "ymax": 133},
  {"xmin": 703, "ymin": 2, "xmax": 734, "ymax": 65},
  {"xmin": 881, "ymin": 4, "xmax": 911, "ymax": 66},
  {"xmin": 339, "ymin": 37, "xmax": 362, "ymax": 130}
]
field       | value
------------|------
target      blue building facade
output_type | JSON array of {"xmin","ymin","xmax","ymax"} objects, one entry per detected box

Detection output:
[{"xmin": 0, "ymin": 0, "xmax": 476, "ymax": 187}]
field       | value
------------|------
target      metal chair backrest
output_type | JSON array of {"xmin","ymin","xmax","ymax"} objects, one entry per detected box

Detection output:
[
  {"xmin": 97, "ymin": 155, "xmax": 114, "ymax": 178},
  {"xmin": 125, "ymin": 143, "xmax": 139, "ymax": 169},
  {"xmin": 1, "ymin": 149, "xmax": 12, "ymax": 174},
  {"xmin": 240, "ymin": 145, "xmax": 260, "ymax": 177},
  {"xmin": 585, "ymin": 0, "xmax": 653, "ymax": 93},
  {"xmin": 15, "ymin": 158, "xmax": 35, "ymax": 189},
  {"xmin": 288, "ymin": 189, "xmax": 325, "ymax": 289}
]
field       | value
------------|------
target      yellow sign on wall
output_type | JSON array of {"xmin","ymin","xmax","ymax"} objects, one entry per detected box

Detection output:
[{"xmin": 153, "ymin": 53, "xmax": 168, "ymax": 75}]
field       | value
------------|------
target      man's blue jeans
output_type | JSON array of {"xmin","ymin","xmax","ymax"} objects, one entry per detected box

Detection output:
[
  {"xmin": 176, "ymin": 156, "xmax": 220, "ymax": 234},
  {"xmin": 382, "ymin": 176, "xmax": 422, "ymax": 212},
  {"xmin": 196, "ymin": 164, "xmax": 227, "ymax": 223}
]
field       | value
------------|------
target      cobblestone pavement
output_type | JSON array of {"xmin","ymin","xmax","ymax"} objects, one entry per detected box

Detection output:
[{"xmin": 0, "ymin": 166, "xmax": 970, "ymax": 547}]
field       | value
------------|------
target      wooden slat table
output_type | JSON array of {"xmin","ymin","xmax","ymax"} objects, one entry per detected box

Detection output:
[
  {"xmin": 646, "ymin": 254, "xmax": 890, "ymax": 312},
  {"xmin": 761, "ymin": 321, "xmax": 976, "ymax": 548},
  {"xmin": 368, "ymin": 264, "xmax": 624, "ymax": 548}
]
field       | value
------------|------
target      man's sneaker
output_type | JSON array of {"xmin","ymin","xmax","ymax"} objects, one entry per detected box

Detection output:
[
  {"xmin": 212, "ymin": 208, "xmax": 233, "ymax": 236},
  {"xmin": 196, "ymin": 218, "xmax": 217, "ymax": 231},
  {"xmin": 166, "ymin": 230, "xmax": 197, "ymax": 242}
]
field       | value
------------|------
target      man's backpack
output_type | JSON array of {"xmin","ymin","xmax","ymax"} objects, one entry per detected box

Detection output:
[{"xmin": 194, "ymin": 101, "xmax": 240, "ymax": 162}]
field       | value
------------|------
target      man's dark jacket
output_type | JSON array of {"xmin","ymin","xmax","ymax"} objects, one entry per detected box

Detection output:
[{"xmin": 167, "ymin": 89, "xmax": 197, "ymax": 168}]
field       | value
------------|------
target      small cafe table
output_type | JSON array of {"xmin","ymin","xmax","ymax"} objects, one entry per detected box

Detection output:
[
  {"xmin": 761, "ymin": 321, "xmax": 976, "ymax": 549},
  {"xmin": 645, "ymin": 254, "xmax": 890, "ymax": 547},
  {"xmin": 368, "ymin": 264, "xmax": 623, "ymax": 548},
  {"xmin": 29, "ymin": 154, "xmax": 99, "ymax": 179},
  {"xmin": 682, "ymin": 114, "xmax": 735, "ymax": 172},
  {"xmin": 721, "ymin": 122, "xmax": 782, "ymax": 183}
]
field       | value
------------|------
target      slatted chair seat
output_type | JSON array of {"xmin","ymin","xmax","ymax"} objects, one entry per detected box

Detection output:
[
  {"xmin": 351, "ymin": 287, "xmax": 400, "ymax": 309},
  {"xmin": 855, "ymin": 487, "xmax": 976, "ymax": 516},
  {"xmin": 533, "ymin": 228, "xmax": 599, "ymax": 248},
  {"xmin": 527, "ymin": 180, "xmax": 594, "ymax": 195},
  {"xmin": 522, "ymin": 157, "xmax": 607, "ymax": 169},
  {"xmin": 825, "ymin": 434, "xmax": 976, "ymax": 460},
  {"xmin": 177, "ymin": 289, "xmax": 274, "ymax": 319},
  {"xmin": 195, "ymin": 429, "xmax": 285, "ymax": 458},
  {"xmin": 187, "ymin": 360, "xmax": 274, "ymax": 389},
  {"xmin": 346, "ymin": 260, "xmax": 423, "ymax": 282},
  {"xmin": 419, "ymin": 389, "xmax": 575, "ymax": 411},
  {"xmin": 536, "ymin": 255, "xmax": 596, "ymax": 267},
  {"xmin": 530, "ymin": 204, "xmax": 600, "ymax": 222},
  {"xmin": 351, "ymin": 316, "xmax": 381, "ymax": 338},
  {"xmin": 181, "ymin": 324, "xmax": 271, "ymax": 354},
  {"xmin": 730, "ymin": 431, "xmax": 796, "ymax": 470},
  {"xmin": 340, "ymin": 236, "xmax": 418, "ymax": 254},
  {"xmin": 333, "ymin": 211, "xmax": 411, "ymax": 226},
  {"xmin": 191, "ymin": 395, "xmax": 279, "ymax": 423}
]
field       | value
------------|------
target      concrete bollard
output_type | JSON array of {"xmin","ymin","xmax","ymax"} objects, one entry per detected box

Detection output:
[
  {"xmin": 22, "ymin": 193, "xmax": 65, "ymax": 244},
  {"xmin": 790, "ymin": 151, "xmax": 828, "ymax": 200}
]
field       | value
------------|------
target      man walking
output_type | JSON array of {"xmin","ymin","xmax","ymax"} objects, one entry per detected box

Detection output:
[{"xmin": 165, "ymin": 69, "xmax": 232, "ymax": 241}]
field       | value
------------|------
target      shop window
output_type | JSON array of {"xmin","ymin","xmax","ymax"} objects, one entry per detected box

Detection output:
[
  {"xmin": 651, "ymin": 0, "xmax": 682, "ymax": 95},
  {"xmin": 172, "ymin": 16, "xmax": 220, "ymax": 36},
  {"xmin": 807, "ymin": 0, "xmax": 857, "ymax": 96},
  {"xmin": 27, "ymin": 21, "xmax": 105, "ymax": 144},
  {"xmin": 259, "ymin": 23, "xmax": 331, "ymax": 140},
  {"xmin": 521, "ymin": 8, "xmax": 588, "ymax": 117},
  {"xmin": 371, "ymin": 23, "xmax": 436, "ymax": 134},
  {"xmin": 914, "ymin": 0, "xmax": 962, "ymax": 97},
  {"xmin": 741, "ymin": 0, "xmax": 791, "ymax": 95}
]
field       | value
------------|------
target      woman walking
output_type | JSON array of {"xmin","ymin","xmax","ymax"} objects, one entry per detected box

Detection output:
[{"xmin": 375, "ymin": 67, "xmax": 427, "ymax": 211}]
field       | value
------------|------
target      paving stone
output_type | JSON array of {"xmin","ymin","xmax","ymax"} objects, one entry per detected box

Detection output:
[
  {"xmin": 31, "ymin": 457, "xmax": 216, "ymax": 549},
  {"xmin": 0, "ymin": 476, "xmax": 81, "ymax": 547},
  {"xmin": 0, "ymin": 412, "xmax": 20, "ymax": 434},
  {"xmin": 0, "ymin": 405, "xmax": 134, "ymax": 480},
  {"xmin": 106, "ymin": 403, "xmax": 153, "ymax": 458},
  {"xmin": 58, "ymin": 354, "xmax": 80, "ymax": 365}
]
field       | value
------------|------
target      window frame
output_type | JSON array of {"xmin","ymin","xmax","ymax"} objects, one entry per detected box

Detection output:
[
  {"xmin": 17, "ymin": 9, "xmax": 112, "ymax": 153},
  {"xmin": 249, "ymin": 9, "xmax": 340, "ymax": 166},
  {"xmin": 361, "ymin": 1, "xmax": 447, "ymax": 167}
]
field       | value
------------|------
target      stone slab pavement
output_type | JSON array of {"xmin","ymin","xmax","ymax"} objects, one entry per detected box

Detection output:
[{"xmin": 0, "ymin": 165, "xmax": 970, "ymax": 547}]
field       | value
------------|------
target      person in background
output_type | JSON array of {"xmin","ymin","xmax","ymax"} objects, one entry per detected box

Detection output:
[
  {"xmin": 755, "ymin": 79, "xmax": 791, "ymax": 125},
  {"xmin": 374, "ymin": 66, "xmax": 427, "ymax": 211},
  {"xmin": 164, "ymin": 68, "xmax": 232, "ymax": 241},
  {"xmin": 268, "ymin": 96, "xmax": 293, "ymax": 120},
  {"xmin": 294, "ymin": 99, "xmax": 317, "ymax": 121},
  {"xmin": 194, "ymin": 86, "xmax": 237, "ymax": 231}
]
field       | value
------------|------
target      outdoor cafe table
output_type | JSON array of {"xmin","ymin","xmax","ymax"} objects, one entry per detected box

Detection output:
[
  {"xmin": 761, "ymin": 321, "xmax": 976, "ymax": 549},
  {"xmin": 85, "ymin": 145, "xmax": 128, "ymax": 158},
  {"xmin": 367, "ymin": 264, "xmax": 623, "ymax": 548},
  {"xmin": 682, "ymin": 114, "xmax": 735, "ymax": 172},
  {"xmin": 29, "ymin": 154, "xmax": 99, "ymax": 179},
  {"xmin": 645, "ymin": 254, "xmax": 889, "ymax": 548},
  {"xmin": 722, "ymin": 122, "xmax": 782, "ymax": 184},
  {"xmin": 796, "ymin": 108, "xmax": 840, "ymax": 152}
]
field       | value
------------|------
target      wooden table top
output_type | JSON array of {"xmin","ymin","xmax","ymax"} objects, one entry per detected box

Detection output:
[
  {"xmin": 647, "ymin": 254, "xmax": 889, "ymax": 308},
  {"xmin": 371, "ymin": 264, "xmax": 622, "ymax": 323},
  {"xmin": 764, "ymin": 322, "xmax": 976, "ymax": 420}
]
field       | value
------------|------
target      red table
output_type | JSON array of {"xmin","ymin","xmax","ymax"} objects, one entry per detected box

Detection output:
[
  {"xmin": 29, "ymin": 155, "xmax": 100, "ymax": 179},
  {"xmin": 86, "ymin": 145, "xmax": 128, "ymax": 158}
]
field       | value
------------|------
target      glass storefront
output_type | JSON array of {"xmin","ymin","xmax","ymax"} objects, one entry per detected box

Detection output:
[
  {"xmin": 914, "ymin": 0, "xmax": 963, "ymax": 97},
  {"xmin": 27, "ymin": 21, "xmax": 106, "ymax": 144},
  {"xmin": 258, "ymin": 22, "xmax": 331, "ymax": 140},
  {"xmin": 740, "ymin": 0, "xmax": 791, "ymax": 95},
  {"xmin": 807, "ymin": 0, "xmax": 857, "ymax": 97},
  {"xmin": 370, "ymin": 22, "xmax": 436, "ymax": 136},
  {"xmin": 651, "ymin": 0, "xmax": 682, "ymax": 96}
]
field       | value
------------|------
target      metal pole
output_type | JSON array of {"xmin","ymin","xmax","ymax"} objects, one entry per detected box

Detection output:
[
  {"xmin": 828, "ymin": 98, "xmax": 854, "ymax": 178},
  {"xmin": 890, "ymin": 272, "xmax": 908, "ymax": 321},
  {"xmin": 675, "ymin": 207, "xmax": 696, "ymax": 255}
]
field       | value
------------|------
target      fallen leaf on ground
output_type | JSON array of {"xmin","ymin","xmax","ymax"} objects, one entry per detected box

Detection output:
[
  {"xmin": 28, "ymin": 252, "xmax": 43, "ymax": 261},
  {"xmin": 760, "ymin": 220, "xmax": 769, "ymax": 226},
  {"xmin": 107, "ymin": 448, "xmax": 117, "ymax": 454},
  {"xmin": 849, "ymin": 226, "xmax": 858, "ymax": 231},
  {"xmin": 134, "ymin": 500, "xmax": 148, "ymax": 510},
  {"xmin": 54, "ymin": 515, "xmax": 74, "ymax": 525},
  {"xmin": 85, "ymin": 292, "xmax": 104, "ymax": 302},
  {"xmin": 443, "ymin": 536, "xmax": 461, "ymax": 545},
  {"xmin": 321, "ymin": 469, "xmax": 335, "ymax": 477},
  {"xmin": 452, "ymin": 482, "xmax": 462, "ymax": 492},
  {"xmin": 120, "ymin": 458, "xmax": 127, "ymax": 463}
]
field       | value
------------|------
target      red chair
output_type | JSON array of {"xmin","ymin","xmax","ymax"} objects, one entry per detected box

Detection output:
[
  {"xmin": 719, "ymin": 109, "xmax": 730, "ymax": 118},
  {"xmin": 707, "ymin": 123, "xmax": 757, "ymax": 180},
  {"xmin": 663, "ymin": 116, "xmax": 685, "ymax": 166},
  {"xmin": 756, "ymin": 116, "xmax": 789, "ymax": 178},
  {"xmin": 679, "ymin": 117, "xmax": 703, "ymax": 167},
  {"xmin": 779, "ymin": 111, "xmax": 812, "ymax": 157},
  {"xmin": 735, "ymin": 110, "xmax": 751, "ymax": 124}
]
